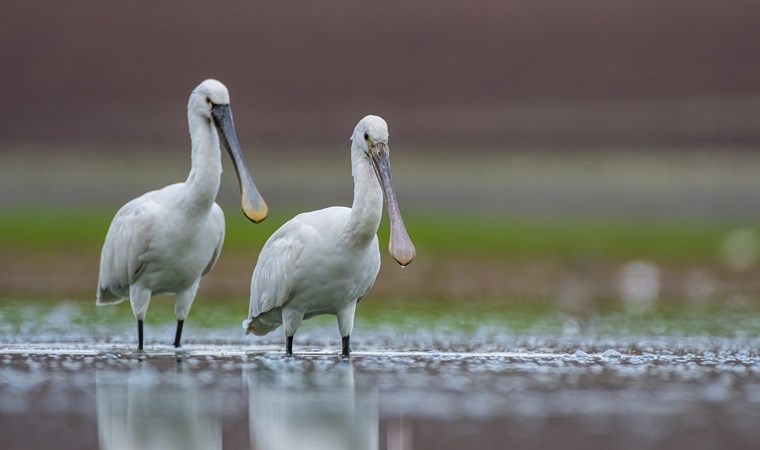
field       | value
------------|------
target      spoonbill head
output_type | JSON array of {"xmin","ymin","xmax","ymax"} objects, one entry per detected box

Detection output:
[
  {"xmin": 352, "ymin": 115, "xmax": 415, "ymax": 266},
  {"xmin": 97, "ymin": 79, "xmax": 267, "ymax": 351},
  {"xmin": 191, "ymin": 79, "xmax": 268, "ymax": 223},
  {"xmin": 243, "ymin": 115, "xmax": 414, "ymax": 357}
]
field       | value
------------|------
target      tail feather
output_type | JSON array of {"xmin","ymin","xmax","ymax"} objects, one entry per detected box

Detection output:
[
  {"xmin": 243, "ymin": 309, "xmax": 282, "ymax": 336},
  {"xmin": 96, "ymin": 286, "xmax": 127, "ymax": 306}
]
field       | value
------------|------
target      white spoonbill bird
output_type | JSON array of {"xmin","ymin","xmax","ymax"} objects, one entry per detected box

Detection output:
[
  {"xmin": 243, "ymin": 115, "xmax": 415, "ymax": 357},
  {"xmin": 97, "ymin": 79, "xmax": 267, "ymax": 350}
]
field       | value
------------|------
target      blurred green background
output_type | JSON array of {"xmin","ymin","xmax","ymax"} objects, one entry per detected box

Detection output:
[{"xmin": 3, "ymin": 1, "xmax": 760, "ymax": 323}]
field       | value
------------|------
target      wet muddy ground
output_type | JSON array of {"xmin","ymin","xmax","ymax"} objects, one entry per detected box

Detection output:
[{"xmin": 2, "ymin": 309, "xmax": 760, "ymax": 450}]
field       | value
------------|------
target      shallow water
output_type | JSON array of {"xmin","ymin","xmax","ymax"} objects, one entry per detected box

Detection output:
[{"xmin": 2, "ymin": 301, "xmax": 760, "ymax": 449}]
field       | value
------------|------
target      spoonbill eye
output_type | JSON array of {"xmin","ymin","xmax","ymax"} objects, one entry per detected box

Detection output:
[{"xmin": 363, "ymin": 133, "xmax": 369, "ymax": 140}]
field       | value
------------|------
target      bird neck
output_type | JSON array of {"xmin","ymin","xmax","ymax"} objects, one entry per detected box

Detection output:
[
  {"xmin": 345, "ymin": 145, "xmax": 383, "ymax": 247},
  {"xmin": 184, "ymin": 113, "xmax": 222, "ymax": 213}
]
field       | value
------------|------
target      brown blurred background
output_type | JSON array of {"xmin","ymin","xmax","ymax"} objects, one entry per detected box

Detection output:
[
  {"xmin": 3, "ymin": 1, "xmax": 760, "ymax": 307},
  {"xmin": 2, "ymin": 0, "xmax": 760, "ymax": 150}
]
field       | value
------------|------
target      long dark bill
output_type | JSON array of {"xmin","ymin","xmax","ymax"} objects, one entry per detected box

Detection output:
[
  {"xmin": 211, "ymin": 104, "xmax": 268, "ymax": 223},
  {"xmin": 371, "ymin": 142, "xmax": 415, "ymax": 266}
]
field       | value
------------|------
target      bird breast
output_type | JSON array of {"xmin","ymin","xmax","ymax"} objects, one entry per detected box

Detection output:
[
  {"xmin": 290, "ymin": 238, "xmax": 381, "ymax": 314},
  {"xmin": 139, "ymin": 209, "xmax": 222, "ymax": 293}
]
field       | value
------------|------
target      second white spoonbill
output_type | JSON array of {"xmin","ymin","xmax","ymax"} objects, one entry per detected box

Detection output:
[
  {"xmin": 243, "ymin": 115, "xmax": 414, "ymax": 357},
  {"xmin": 97, "ymin": 79, "xmax": 267, "ymax": 350}
]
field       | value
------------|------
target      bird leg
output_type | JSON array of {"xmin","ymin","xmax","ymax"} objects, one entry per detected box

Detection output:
[
  {"xmin": 173, "ymin": 320, "xmax": 184, "ymax": 348},
  {"xmin": 342, "ymin": 335, "xmax": 351, "ymax": 358},
  {"xmin": 137, "ymin": 320, "xmax": 144, "ymax": 351},
  {"xmin": 286, "ymin": 336, "xmax": 293, "ymax": 356}
]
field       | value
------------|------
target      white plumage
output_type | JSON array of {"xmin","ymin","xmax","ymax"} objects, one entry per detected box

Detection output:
[
  {"xmin": 243, "ymin": 115, "xmax": 414, "ymax": 356},
  {"xmin": 97, "ymin": 79, "xmax": 267, "ymax": 350}
]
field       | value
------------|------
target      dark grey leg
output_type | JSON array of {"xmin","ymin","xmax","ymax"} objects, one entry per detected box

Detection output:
[
  {"xmin": 137, "ymin": 320, "xmax": 144, "ymax": 351},
  {"xmin": 173, "ymin": 320, "xmax": 184, "ymax": 348},
  {"xmin": 286, "ymin": 336, "xmax": 293, "ymax": 356},
  {"xmin": 342, "ymin": 335, "xmax": 351, "ymax": 358}
]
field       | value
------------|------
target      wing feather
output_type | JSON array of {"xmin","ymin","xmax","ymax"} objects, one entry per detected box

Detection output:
[
  {"xmin": 246, "ymin": 219, "xmax": 309, "ymax": 318},
  {"xmin": 96, "ymin": 195, "xmax": 159, "ymax": 304},
  {"xmin": 202, "ymin": 204, "xmax": 226, "ymax": 276}
]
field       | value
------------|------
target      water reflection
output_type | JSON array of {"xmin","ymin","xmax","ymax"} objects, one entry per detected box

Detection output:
[
  {"xmin": 96, "ymin": 361, "xmax": 222, "ymax": 450},
  {"xmin": 247, "ymin": 357, "xmax": 378, "ymax": 450},
  {"xmin": 6, "ymin": 343, "xmax": 760, "ymax": 450}
]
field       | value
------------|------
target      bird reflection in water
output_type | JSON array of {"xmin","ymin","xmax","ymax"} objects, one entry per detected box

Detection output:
[
  {"xmin": 247, "ymin": 358, "xmax": 378, "ymax": 450},
  {"xmin": 96, "ymin": 361, "xmax": 221, "ymax": 450}
]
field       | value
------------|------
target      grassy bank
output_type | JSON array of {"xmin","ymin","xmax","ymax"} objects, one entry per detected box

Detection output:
[
  {"xmin": 0, "ymin": 208, "xmax": 743, "ymax": 264},
  {"xmin": 3, "ymin": 208, "xmax": 760, "ymax": 307}
]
